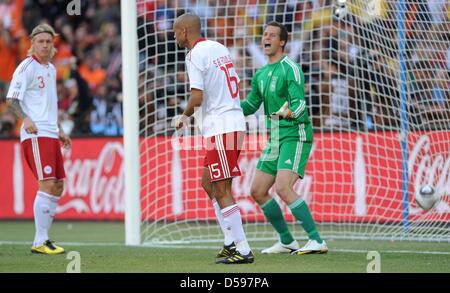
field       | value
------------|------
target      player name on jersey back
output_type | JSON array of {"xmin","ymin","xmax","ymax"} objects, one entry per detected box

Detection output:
[{"xmin": 186, "ymin": 40, "xmax": 246, "ymax": 138}]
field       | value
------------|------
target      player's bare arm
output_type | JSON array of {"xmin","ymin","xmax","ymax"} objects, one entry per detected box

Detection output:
[
  {"xmin": 183, "ymin": 88, "xmax": 203, "ymax": 116},
  {"xmin": 7, "ymin": 98, "xmax": 38, "ymax": 134},
  {"xmin": 175, "ymin": 88, "xmax": 203, "ymax": 130}
]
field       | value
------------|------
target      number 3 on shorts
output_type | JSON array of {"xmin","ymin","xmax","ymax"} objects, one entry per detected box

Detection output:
[{"xmin": 210, "ymin": 163, "xmax": 221, "ymax": 179}]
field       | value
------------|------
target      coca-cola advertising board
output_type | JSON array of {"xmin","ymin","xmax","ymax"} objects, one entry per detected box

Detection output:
[{"xmin": 0, "ymin": 133, "xmax": 449, "ymax": 221}]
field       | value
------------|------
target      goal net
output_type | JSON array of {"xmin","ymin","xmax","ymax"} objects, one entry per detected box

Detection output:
[{"xmin": 130, "ymin": 0, "xmax": 450, "ymax": 245}]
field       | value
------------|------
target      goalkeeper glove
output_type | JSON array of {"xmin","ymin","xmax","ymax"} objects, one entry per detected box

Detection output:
[{"xmin": 271, "ymin": 102, "xmax": 292, "ymax": 119}]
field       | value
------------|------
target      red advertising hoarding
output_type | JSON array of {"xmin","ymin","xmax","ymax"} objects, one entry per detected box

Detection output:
[{"xmin": 0, "ymin": 132, "xmax": 449, "ymax": 221}]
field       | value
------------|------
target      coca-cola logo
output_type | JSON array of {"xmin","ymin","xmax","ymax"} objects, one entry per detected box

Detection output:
[
  {"xmin": 408, "ymin": 135, "xmax": 450, "ymax": 213},
  {"xmin": 57, "ymin": 142, "xmax": 124, "ymax": 215}
]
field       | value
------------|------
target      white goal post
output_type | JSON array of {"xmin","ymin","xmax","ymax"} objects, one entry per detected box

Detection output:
[
  {"xmin": 122, "ymin": 0, "xmax": 450, "ymax": 245},
  {"xmin": 121, "ymin": 0, "xmax": 141, "ymax": 246}
]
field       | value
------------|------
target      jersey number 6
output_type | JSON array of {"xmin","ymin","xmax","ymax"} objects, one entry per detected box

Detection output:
[{"xmin": 220, "ymin": 63, "xmax": 239, "ymax": 99}]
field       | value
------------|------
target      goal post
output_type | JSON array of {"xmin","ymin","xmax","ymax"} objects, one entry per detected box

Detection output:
[
  {"xmin": 121, "ymin": 0, "xmax": 141, "ymax": 246},
  {"xmin": 396, "ymin": 0, "xmax": 410, "ymax": 233},
  {"xmin": 123, "ymin": 0, "xmax": 450, "ymax": 245}
]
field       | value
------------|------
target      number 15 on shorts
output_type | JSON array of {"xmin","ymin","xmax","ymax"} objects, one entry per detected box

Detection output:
[{"xmin": 210, "ymin": 163, "xmax": 221, "ymax": 179}]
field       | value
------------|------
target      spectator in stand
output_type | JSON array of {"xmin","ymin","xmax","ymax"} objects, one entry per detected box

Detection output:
[
  {"xmin": 321, "ymin": 59, "xmax": 356, "ymax": 130},
  {"xmin": 98, "ymin": 22, "xmax": 121, "ymax": 70},
  {"xmin": 91, "ymin": 0, "xmax": 121, "ymax": 32},
  {"xmin": 90, "ymin": 85, "xmax": 123, "ymax": 136},
  {"xmin": 409, "ymin": 60, "xmax": 434, "ymax": 127},
  {"xmin": 413, "ymin": 67, "xmax": 450, "ymax": 129},
  {"xmin": 0, "ymin": 22, "xmax": 17, "ymax": 88},
  {"xmin": 139, "ymin": 75, "xmax": 155, "ymax": 137},
  {"xmin": 0, "ymin": 110, "xmax": 17, "ymax": 138},
  {"xmin": 0, "ymin": 1, "xmax": 123, "ymax": 138},
  {"xmin": 1, "ymin": 0, "xmax": 450, "ymax": 137},
  {"xmin": 53, "ymin": 33, "xmax": 74, "ymax": 81},
  {"xmin": 79, "ymin": 48, "xmax": 106, "ymax": 92}
]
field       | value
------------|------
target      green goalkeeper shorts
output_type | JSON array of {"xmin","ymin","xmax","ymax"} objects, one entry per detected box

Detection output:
[{"xmin": 256, "ymin": 139, "xmax": 312, "ymax": 179}]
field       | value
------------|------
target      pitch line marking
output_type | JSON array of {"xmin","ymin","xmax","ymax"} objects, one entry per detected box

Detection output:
[{"xmin": 1, "ymin": 241, "xmax": 449, "ymax": 255}]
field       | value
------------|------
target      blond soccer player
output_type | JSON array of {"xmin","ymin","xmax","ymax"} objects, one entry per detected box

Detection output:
[{"xmin": 6, "ymin": 23, "xmax": 71, "ymax": 254}]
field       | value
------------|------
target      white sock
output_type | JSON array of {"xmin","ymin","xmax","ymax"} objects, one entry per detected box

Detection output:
[
  {"xmin": 212, "ymin": 199, "xmax": 234, "ymax": 246},
  {"xmin": 33, "ymin": 191, "xmax": 59, "ymax": 247},
  {"xmin": 221, "ymin": 204, "xmax": 251, "ymax": 255}
]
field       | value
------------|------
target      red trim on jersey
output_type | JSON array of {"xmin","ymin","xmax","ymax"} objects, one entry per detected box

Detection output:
[
  {"xmin": 19, "ymin": 57, "xmax": 34, "ymax": 73},
  {"xmin": 188, "ymin": 38, "xmax": 206, "ymax": 62},
  {"xmin": 222, "ymin": 206, "xmax": 240, "ymax": 218},
  {"xmin": 32, "ymin": 55, "xmax": 42, "ymax": 64},
  {"xmin": 192, "ymin": 37, "xmax": 206, "ymax": 48}
]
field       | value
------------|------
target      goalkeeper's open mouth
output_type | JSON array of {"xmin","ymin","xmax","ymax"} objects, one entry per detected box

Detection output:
[{"xmin": 263, "ymin": 43, "xmax": 272, "ymax": 53}]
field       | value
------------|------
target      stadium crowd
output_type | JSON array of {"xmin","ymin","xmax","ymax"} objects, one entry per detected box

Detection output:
[
  {"xmin": 1, "ymin": 0, "xmax": 450, "ymax": 138},
  {"xmin": 0, "ymin": 0, "xmax": 122, "ymax": 138}
]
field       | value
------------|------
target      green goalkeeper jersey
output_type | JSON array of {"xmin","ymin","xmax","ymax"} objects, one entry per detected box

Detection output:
[{"xmin": 240, "ymin": 55, "xmax": 312, "ymax": 142}]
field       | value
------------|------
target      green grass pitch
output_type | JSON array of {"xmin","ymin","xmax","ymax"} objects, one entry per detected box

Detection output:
[{"xmin": 0, "ymin": 221, "xmax": 449, "ymax": 273}]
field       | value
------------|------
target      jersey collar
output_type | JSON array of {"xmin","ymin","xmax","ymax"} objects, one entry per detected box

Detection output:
[
  {"xmin": 32, "ymin": 55, "xmax": 42, "ymax": 64},
  {"xmin": 32, "ymin": 55, "xmax": 50, "ymax": 66},
  {"xmin": 192, "ymin": 37, "xmax": 206, "ymax": 48},
  {"xmin": 268, "ymin": 55, "xmax": 286, "ymax": 66}
]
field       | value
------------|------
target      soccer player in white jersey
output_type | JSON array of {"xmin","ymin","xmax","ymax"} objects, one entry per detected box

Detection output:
[
  {"xmin": 6, "ymin": 24, "xmax": 71, "ymax": 255},
  {"xmin": 173, "ymin": 13, "xmax": 254, "ymax": 264}
]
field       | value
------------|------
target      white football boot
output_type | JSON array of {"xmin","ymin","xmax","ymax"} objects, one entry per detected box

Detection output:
[
  {"xmin": 291, "ymin": 239, "xmax": 328, "ymax": 255},
  {"xmin": 261, "ymin": 240, "xmax": 300, "ymax": 254}
]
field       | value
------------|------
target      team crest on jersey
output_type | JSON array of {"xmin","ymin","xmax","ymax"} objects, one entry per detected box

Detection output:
[{"xmin": 270, "ymin": 76, "xmax": 278, "ymax": 92}]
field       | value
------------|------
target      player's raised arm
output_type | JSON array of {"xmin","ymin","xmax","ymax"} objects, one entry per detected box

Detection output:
[{"xmin": 240, "ymin": 73, "xmax": 263, "ymax": 116}]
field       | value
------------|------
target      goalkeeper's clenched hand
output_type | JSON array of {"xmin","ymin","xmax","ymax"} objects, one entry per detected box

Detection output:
[
  {"xmin": 270, "ymin": 102, "xmax": 292, "ymax": 119},
  {"xmin": 173, "ymin": 114, "xmax": 190, "ymax": 130}
]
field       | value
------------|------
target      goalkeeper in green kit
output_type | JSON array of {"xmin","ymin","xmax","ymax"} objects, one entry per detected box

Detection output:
[{"xmin": 240, "ymin": 22, "xmax": 328, "ymax": 255}]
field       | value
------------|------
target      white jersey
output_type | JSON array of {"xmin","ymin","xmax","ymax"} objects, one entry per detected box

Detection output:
[
  {"xmin": 7, "ymin": 56, "xmax": 59, "ymax": 142},
  {"xmin": 186, "ymin": 39, "xmax": 246, "ymax": 138}
]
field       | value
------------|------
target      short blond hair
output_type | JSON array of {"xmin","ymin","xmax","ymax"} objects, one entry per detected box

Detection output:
[{"xmin": 27, "ymin": 23, "xmax": 58, "ymax": 58}]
